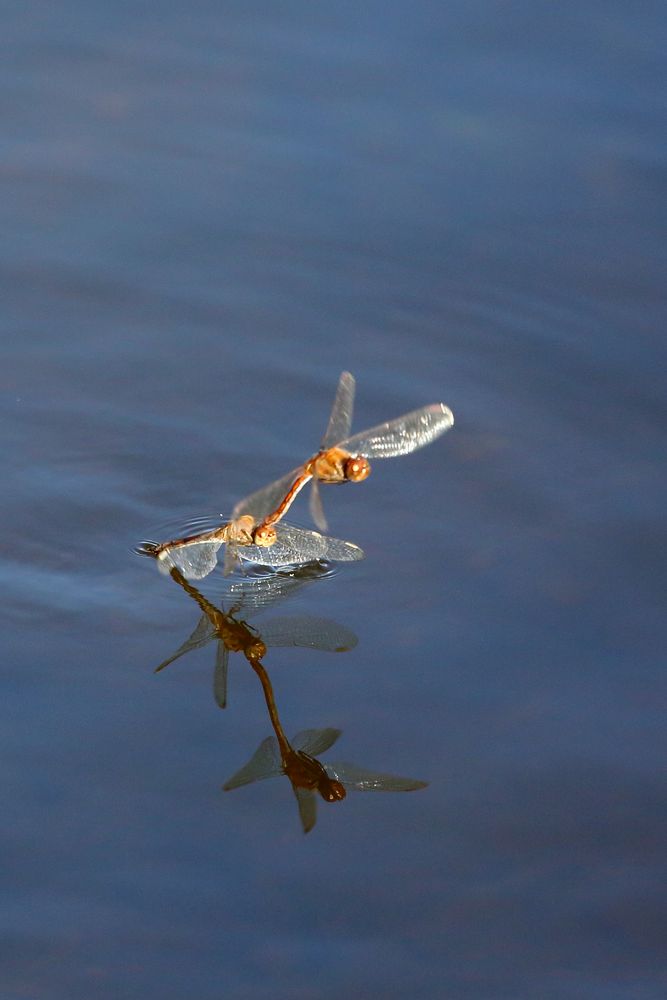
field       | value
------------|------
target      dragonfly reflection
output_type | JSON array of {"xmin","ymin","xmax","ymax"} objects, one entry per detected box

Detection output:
[
  {"xmin": 224, "ymin": 658, "xmax": 427, "ymax": 833},
  {"xmin": 140, "ymin": 513, "xmax": 364, "ymax": 581},
  {"xmin": 231, "ymin": 371, "xmax": 454, "ymax": 535},
  {"xmin": 154, "ymin": 565, "xmax": 357, "ymax": 709}
]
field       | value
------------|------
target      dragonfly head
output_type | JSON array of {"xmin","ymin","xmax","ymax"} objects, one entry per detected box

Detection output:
[
  {"xmin": 318, "ymin": 776, "xmax": 346, "ymax": 802},
  {"xmin": 253, "ymin": 523, "xmax": 277, "ymax": 547},
  {"xmin": 247, "ymin": 639, "xmax": 267, "ymax": 661},
  {"xmin": 344, "ymin": 454, "xmax": 371, "ymax": 483},
  {"xmin": 136, "ymin": 540, "xmax": 160, "ymax": 557}
]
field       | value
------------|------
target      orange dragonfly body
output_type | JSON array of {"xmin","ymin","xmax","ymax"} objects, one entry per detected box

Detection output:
[{"xmin": 232, "ymin": 371, "xmax": 454, "ymax": 534}]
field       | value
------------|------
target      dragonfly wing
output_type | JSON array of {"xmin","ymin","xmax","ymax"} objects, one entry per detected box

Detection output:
[
  {"xmin": 223, "ymin": 736, "xmax": 283, "ymax": 790},
  {"xmin": 324, "ymin": 762, "xmax": 428, "ymax": 792},
  {"xmin": 260, "ymin": 615, "xmax": 358, "ymax": 652},
  {"xmin": 234, "ymin": 536, "xmax": 302, "ymax": 568},
  {"xmin": 154, "ymin": 615, "xmax": 215, "ymax": 672},
  {"xmin": 222, "ymin": 544, "xmax": 240, "ymax": 577},
  {"xmin": 340, "ymin": 402, "xmax": 454, "ymax": 459},
  {"xmin": 320, "ymin": 371, "xmax": 355, "ymax": 450},
  {"xmin": 294, "ymin": 787, "xmax": 317, "ymax": 833},
  {"xmin": 230, "ymin": 467, "xmax": 304, "ymax": 524},
  {"xmin": 308, "ymin": 478, "xmax": 328, "ymax": 532},
  {"xmin": 291, "ymin": 727, "xmax": 342, "ymax": 756},
  {"xmin": 157, "ymin": 540, "xmax": 222, "ymax": 580},
  {"xmin": 213, "ymin": 641, "xmax": 230, "ymax": 709},
  {"xmin": 260, "ymin": 524, "xmax": 364, "ymax": 565},
  {"xmin": 226, "ymin": 562, "xmax": 333, "ymax": 614}
]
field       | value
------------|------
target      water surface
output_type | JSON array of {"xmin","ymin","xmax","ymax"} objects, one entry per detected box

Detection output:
[{"xmin": 2, "ymin": 3, "xmax": 665, "ymax": 998}]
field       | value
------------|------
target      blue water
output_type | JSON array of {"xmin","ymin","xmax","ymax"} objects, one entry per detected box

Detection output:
[{"xmin": 2, "ymin": 3, "xmax": 665, "ymax": 998}]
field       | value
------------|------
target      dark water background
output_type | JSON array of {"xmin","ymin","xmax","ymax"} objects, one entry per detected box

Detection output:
[{"xmin": 2, "ymin": 3, "xmax": 665, "ymax": 998}]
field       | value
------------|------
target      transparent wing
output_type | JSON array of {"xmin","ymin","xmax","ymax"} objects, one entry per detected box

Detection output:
[
  {"xmin": 236, "ymin": 524, "xmax": 363, "ymax": 568},
  {"xmin": 154, "ymin": 615, "xmax": 215, "ymax": 672},
  {"xmin": 260, "ymin": 616, "xmax": 358, "ymax": 653},
  {"xmin": 157, "ymin": 539, "xmax": 223, "ymax": 580},
  {"xmin": 225, "ymin": 562, "xmax": 333, "ymax": 614},
  {"xmin": 308, "ymin": 478, "xmax": 328, "ymax": 532},
  {"xmin": 223, "ymin": 736, "xmax": 283, "ymax": 790},
  {"xmin": 291, "ymin": 727, "xmax": 342, "ymax": 756},
  {"xmin": 294, "ymin": 787, "xmax": 317, "ymax": 833},
  {"xmin": 230, "ymin": 466, "xmax": 305, "ymax": 525},
  {"xmin": 324, "ymin": 762, "xmax": 428, "ymax": 792},
  {"xmin": 320, "ymin": 371, "xmax": 355, "ymax": 450},
  {"xmin": 222, "ymin": 543, "xmax": 241, "ymax": 577},
  {"xmin": 339, "ymin": 403, "xmax": 454, "ymax": 459},
  {"xmin": 213, "ymin": 641, "xmax": 230, "ymax": 709}
]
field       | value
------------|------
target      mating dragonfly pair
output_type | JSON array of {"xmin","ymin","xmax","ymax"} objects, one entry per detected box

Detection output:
[
  {"xmin": 157, "ymin": 564, "xmax": 427, "ymax": 833},
  {"xmin": 146, "ymin": 372, "xmax": 454, "ymax": 579}
]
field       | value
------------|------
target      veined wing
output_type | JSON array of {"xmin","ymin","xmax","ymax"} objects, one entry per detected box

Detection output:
[
  {"xmin": 320, "ymin": 371, "xmax": 355, "ymax": 450},
  {"xmin": 235, "ymin": 524, "xmax": 363, "ymax": 567},
  {"xmin": 157, "ymin": 539, "xmax": 223, "ymax": 580},
  {"xmin": 154, "ymin": 614, "xmax": 215, "ymax": 672},
  {"xmin": 213, "ymin": 641, "xmax": 230, "ymax": 709},
  {"xmin": 223, "ymin": 735, "xmax": 283, "ymax": 790},
  {"xmin": 308, "ymin": 478, "xmax": 328, "ymax": 532},
  {"xmin": 339, "ymin": 402, "xmax": 454, "ymax": 459},
  {"xmin": 230, "ymin": 466, "xmax": 306, "ymax": 525},
  {"xmin": 291, "ymin": 727, "xmax": 342, "ymax": 756},
  {"xmin": 259, "ymin": 615, "xmax": 358, "ymax": 653},
  {"xmin": 226, "ymin": 562, "xmax": 331, "ymax": 614},
  {"xmin": 294, "ymin": 786, "xmax": 317, "ymax": 833},
  {"xmin": 324, "ymin": 762, "xmax": 428, "ymax": 792}
]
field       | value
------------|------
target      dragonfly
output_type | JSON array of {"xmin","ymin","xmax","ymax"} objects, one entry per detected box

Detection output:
[
  {"xmin": 223, "ymin": 656, "xmax": 427, "ymax": 833},
  {"xmin": 139, "ymin": 513, "xmax": 364, "ymax": 581},
  {"xmin": 154, "ymin": 565, "xmax": 357, "ymax": 709},
  {"xmin": 230, "ymin": 371, "xmax": 454, "ymax": 535},
  {"xmin": 224, "ymin": 722, "xmax": 428, "ymax": 834}
]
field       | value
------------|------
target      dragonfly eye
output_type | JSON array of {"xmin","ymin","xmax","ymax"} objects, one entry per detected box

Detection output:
[
  {"xmin": 345, "ymin": 455, "xmax": 370, "ymax": 483},
  {"xmin": 253, "ymin": 524, "xmax": 277, "ymax": 547}
]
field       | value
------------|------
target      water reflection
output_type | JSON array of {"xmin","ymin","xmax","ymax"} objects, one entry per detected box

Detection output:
[
  {"xmin": 151, "ymin": 562, "xmax": 427, "ymax": 833},
  {"xmin": 224, "ymin": 662, "xmax": 426, "ymax": 834},
  {"xmin": 155, "ymin": 564, "xmax": 358, "ymax": 709}
]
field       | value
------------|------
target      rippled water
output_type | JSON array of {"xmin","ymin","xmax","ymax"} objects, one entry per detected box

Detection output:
[{"xmin": 3, "ymin": 3, "xmax": 665, "ymax": 998}]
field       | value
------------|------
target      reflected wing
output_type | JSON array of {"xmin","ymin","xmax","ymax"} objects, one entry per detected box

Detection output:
[
  {"xmin": 294, "ymin": 787, "xmax": 317, "ymax": 833},
  {"xmin": 339, "ymin": 403, "xmax": 454, "ymax": 458},
  {"xmin": 213, "ymin": 641, "xmax": 230, "ymax": 709},
  {"xmin": 154, "ymin": 614, "xmax": 214, "ymax": 672},
  {"xmin": 308, "ymin": 478, "xmax": 328, "ymax": 532},
  {"xmin": 223, "ymin": 736, "xmax": 283, "ymax": 790},
  {"xmin": 320, "ymin": 371, "xmax": 355, "ymax": 450},
  {"xmin": 291, "ymin": 727, "xmax": 342, "ymax": 756},
  {"xmin": 226, "ymin": 562, "xmax": 333, "ymax": 614},
  {"xmin": 260, "ymin": 615, "xmax": 357, "ymax": 652},
  {"xmin": 236, "ymin": 524, "xmax": 363, "ymax": 567},
  {"xmin": 157, "ymin": 540, "xmax": 222, "ymax": 580},
  {"xmin": 230, "ymin": 467, "xmax": 305, "ymax": 524},
  {"xmin": 324, "ymin": 762, "xmax": 428, "ymax": 792}
]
